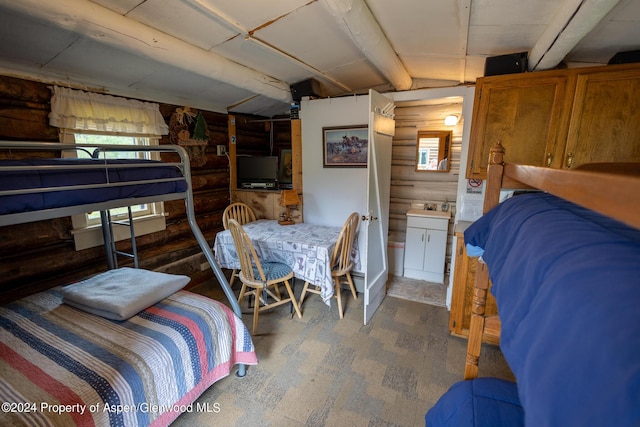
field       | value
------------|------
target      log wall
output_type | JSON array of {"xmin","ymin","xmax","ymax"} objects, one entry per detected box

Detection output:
[
  {"xmin": 230, "ymin": 117, "xmax": 295, "ymax": 223},
  {"xmin": 0, "ymin": 75, "xmax": 277, "ymax": 303}
]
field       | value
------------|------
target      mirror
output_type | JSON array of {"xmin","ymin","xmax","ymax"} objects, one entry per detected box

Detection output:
[{"xmin": 415, "ymin": 130, "xmax": 451, "ymax": 172}]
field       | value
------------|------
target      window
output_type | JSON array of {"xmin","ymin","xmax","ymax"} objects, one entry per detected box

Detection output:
[
  {"xmin": 47, "ymin": 86, "xmax": 170, "ymax": 251},
  {"xmin": 417, "ymin": 146, "xmax": 438, "ymax": 170},
  {"xmin": 69, "ymin": 133, "xmax": 168, "ymax": 250},
  {"xmin": 74, "ymin": 134, "xmax": 155, "ymax": 225}
]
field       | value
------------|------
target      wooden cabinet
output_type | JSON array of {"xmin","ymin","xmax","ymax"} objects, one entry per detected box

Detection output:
[
  {"xmin": 467, "ymin": 71, "xmax": 572, "ymax": 179},
  {"xmin": 564, "ymin": 66, "xmax": 640, "ymax": 168},
  {"xmin": 403, "ymin": 212, "xmax": 449, "ymax": 283},
  {"xmin": 449, "ymin": 231, "xmax": 499, "ymax": 344},
  {"xmin": 467, "ymin": 63, "xmax": 640, "ymax": 180}
]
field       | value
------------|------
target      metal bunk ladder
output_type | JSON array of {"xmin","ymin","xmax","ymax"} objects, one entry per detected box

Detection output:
[{"xmin": 100, "ymin": 207, "xmax": 139, "ymax": 270}]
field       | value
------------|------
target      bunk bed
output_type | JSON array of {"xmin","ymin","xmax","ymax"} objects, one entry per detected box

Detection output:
[
  {"xmin": 426, "ymin": 143, "xmax": 640, "ymax": 426},
  {"xmin": 0, "ymin": 141, "xmax": 257, "ymax": 426}
]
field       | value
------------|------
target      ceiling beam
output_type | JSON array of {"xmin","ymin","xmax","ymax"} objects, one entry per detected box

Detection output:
[
  {"xmin": 0, "ymin": 0, "xmax": 293, "ymax": 104},
  {"xmin": 323, "ymin": 0, "xmax": 413, "ymax": 91},
  {"xmin": 529, "ymin": 0, "xmax": 622, "ymax": 70},
  {"xmin": 186, "ymin": 0, "xmax": 353, "ymax": 93}
]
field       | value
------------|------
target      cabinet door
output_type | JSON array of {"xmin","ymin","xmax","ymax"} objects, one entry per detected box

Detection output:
[
  {"xmin": 423, "ymin": 229, "xmax": 447, "ymax": 275},
  {"xmin": 404, "ymin": 226, "xmax": 425, "ymax": 270},
  {"xmin": 564, "ymin": 66, "xmax": 640, "ymax": 168},
  {"xmin": 467, "ymin": 72, "xmax": 572, "ymax": 179}
]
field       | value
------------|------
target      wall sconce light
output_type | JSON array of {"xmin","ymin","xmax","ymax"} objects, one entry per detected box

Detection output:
[
  {"xmin": 279, "ymin": 189, "xmax": 301, "ymax": 225},
  {"xmin": 444, "ymin": 115, "xmax": 459, "ymax": 126}
]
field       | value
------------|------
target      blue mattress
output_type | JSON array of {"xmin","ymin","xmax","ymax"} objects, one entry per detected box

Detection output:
[
  {"xmin": 0, "ymin": 158, "xmax": 187, "ymax": 215},
  {"xmin": 464, "ymin": 192, "xmax": 640, "ymax": 426}
]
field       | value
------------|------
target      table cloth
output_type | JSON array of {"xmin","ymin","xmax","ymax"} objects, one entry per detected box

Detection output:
[{"xmin": 214, "ymin": 220, "xmax": 360, "ymax": 304}]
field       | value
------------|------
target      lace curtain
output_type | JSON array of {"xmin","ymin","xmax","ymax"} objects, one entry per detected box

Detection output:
[{"xmin": 49, "ymin": 86, "xmax": 168, "ymax": 135}]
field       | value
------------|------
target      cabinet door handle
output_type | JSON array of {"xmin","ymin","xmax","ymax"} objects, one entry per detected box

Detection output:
[
  {"xmin": 566, "ymin": 152, "xmax": 574, "ymax": 168},
  {"xmin": 427, "ymin": 233, "xmax": 431, "ymax": 242},
  {"xmin": 546, "ymin": 152, "xmax": 553, "ymax": 167}
]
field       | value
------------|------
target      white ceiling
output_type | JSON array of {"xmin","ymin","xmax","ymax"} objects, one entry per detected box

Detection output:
[{"xmin": 0, "ymin": 0, "xmax": 638, "ymax": 117}]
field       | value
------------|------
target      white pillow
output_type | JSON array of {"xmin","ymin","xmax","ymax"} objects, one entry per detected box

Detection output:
[{"xmin": 60, "ymin": 267, "xmax": 190, "ymax": 320}]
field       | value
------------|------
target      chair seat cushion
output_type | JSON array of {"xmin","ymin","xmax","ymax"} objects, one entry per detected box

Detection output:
[
  {"xmin": 253, "ymin": 261, "xmax": 292, "ymax": 282},
  {"xmin": 425, "ymin": 378, "xmax": 523, "ymax": 427}
]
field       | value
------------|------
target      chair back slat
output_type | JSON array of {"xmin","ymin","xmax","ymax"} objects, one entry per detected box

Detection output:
[
  {"xmin": 223, "ymin": 202, "xmax": 257, "ymax": 229},
  {"xmin": 228, "ymin": 219, "xmax": 265, "ymax": 283},
  {"xmin": 331, "ymin": 212, "xmax": 359, "ymax": 276}
]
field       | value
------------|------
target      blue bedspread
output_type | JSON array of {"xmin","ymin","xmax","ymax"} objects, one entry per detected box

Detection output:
[
  {"xmin": 0, "ymin": 158, "xmax": 187, "ymax": 215},
  {"xmin": 464, "ymin": 192, "xmax": 640, "ymax": 426}
]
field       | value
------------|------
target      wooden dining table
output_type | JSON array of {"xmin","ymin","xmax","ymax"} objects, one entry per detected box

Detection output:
[{"xmin": 213, "ymin": 219, "xmax": 360, "ymax": 305}]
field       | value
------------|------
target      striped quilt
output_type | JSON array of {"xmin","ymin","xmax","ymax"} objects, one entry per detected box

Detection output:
[{"xmin": 0, "ymin": 289, "xmax": 257, "ymax": 427}]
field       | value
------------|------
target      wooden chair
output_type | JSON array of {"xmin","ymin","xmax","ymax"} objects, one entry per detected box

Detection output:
[
  {"xmin": 298, "ymin": 212, "xmax": 359, "ymax": 319},
  {"xmin": 222, "ymin": 202, "xmax": 257, "ymax": 286},
  {"xmin": 227, "ymin": 219, "xmax": 302, "ymax": 335}
]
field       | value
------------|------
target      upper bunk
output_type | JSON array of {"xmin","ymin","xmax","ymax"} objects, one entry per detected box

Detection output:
[
  {"xmin": 431, "ymin": 173, "xmax": 640, "ymax": 427},
  {"xmin": 460, "ymin": 143, "xmax": 640, "ymax": 426},
  {"xmin": 463, "ymin": 141, "xmax": 640, "ymax": 381},
  {"xmin": 0, "ymin": 141, "xmax": 190, "ymax": 227},
  {"xmin": 0, "ymin": 140, "xmax": 245, "ymax": 336}
]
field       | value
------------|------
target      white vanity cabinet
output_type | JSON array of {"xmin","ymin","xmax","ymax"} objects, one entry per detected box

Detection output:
[{"xmin": 403, "ymin": 210, "xmax": 450, "ymax": 283}]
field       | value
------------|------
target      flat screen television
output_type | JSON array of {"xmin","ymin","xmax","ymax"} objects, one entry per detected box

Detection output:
[{"xmin": 237, "ymin": 156, "xmax": 278, "ymax": 188}]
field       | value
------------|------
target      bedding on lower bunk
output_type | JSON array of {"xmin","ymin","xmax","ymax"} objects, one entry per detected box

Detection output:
[
  {"xmin": 0, "ymin": 158, "xmax": 188, "ymax": 216},
  {"xmin": 59, "ymin": 268, "xmax": 191, "ymax": 321},
  {"xmin": 0, "ymin": 289, "xmax": 257, "ymax": 427},
  {"xmin": 464, "ymin": 192, "xmax": 640, "ymax": 426}
]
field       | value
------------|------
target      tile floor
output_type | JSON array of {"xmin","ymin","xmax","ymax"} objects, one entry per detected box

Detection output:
[{"xmin": 385, "ymin": 274, "xmax": 448, "ymax": 307}]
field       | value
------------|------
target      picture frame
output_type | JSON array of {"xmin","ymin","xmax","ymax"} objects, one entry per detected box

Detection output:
[
  {"xmin": 323, "ymin": 125, "xmax": 368, "ymax": 167},
  {"xmin": 278, "ymin": 148, "xmax": 293, "ymax": 187}
]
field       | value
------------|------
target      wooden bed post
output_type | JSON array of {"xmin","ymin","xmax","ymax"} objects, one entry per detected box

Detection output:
[
  {"xmin": 464, "ymin": 261, "xmax": 490, "ymax": 379},
  {"xmin": 464, "ymin": 142, "xmax": 504, "ymax": 380}
]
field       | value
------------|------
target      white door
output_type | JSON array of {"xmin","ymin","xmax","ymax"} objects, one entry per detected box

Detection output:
[{"xmin": 364, "ymin": 89, "xmax": 395, "ymax": 324}]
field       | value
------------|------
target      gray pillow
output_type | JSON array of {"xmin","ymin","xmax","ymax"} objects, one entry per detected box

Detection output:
[{"xmin": 60, "ymin": 268, "xmax": 190, "ymax": 320}]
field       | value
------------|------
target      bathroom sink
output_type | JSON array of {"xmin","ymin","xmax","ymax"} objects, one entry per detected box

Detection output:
[{"xmin": 406, "ymin": 209, "xmax": 451, "ymax": 219}]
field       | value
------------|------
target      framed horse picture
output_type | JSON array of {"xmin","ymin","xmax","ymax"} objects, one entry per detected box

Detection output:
[{"xmin": 322, "ymin": 125, "xmax": 368, "ymax": 167}]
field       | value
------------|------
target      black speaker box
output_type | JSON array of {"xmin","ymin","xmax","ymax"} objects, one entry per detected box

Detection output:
[
  {"xmin": 484, "ymin": 52, "xmax": 528, "ymax": 76},
  {"xmin": 608, "ymin": 50, "xmax": 640, "ymax": 65},
  {"xmin": 290, "ymin": 78, "xmax": 325, "ymax": 102}
]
